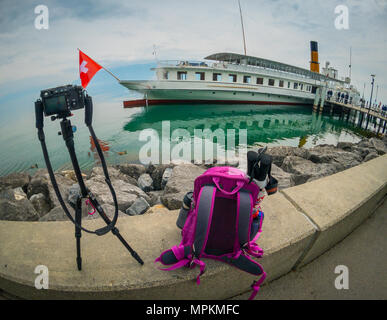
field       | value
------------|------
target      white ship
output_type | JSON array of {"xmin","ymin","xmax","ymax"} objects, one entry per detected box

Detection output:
[{"xmin": 120, "ymin": 46, "xmax": 360, "ymax": 108}]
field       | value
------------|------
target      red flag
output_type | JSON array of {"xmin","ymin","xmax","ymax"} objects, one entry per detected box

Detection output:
[{"xmin": 79, "ymin": 50, "xmax": 102, "ymax": 89}]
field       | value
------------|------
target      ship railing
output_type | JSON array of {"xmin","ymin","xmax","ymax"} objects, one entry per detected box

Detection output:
[{"xmin": 157, "ymin": 60, "xmax": 332, "ymax": 85}]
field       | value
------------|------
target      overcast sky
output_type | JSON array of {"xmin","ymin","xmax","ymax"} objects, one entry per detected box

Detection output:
[{"xmin": 0, "ymin": 0, "xmax": 386, "ymax": 112}]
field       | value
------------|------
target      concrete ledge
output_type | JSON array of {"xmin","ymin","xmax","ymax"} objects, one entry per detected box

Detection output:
[
  {"xmin": 0, "ymin": 155, "xmax": 386, "ymax": 299},
  {"xmin": 282, "ymin": 154, "xmax": 387, "ymax": 266}
]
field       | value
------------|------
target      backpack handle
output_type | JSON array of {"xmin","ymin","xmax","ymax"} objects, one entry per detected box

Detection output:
[{"xmin": 212, "ymin": 177, "xmax": 245, "ymax": 195}]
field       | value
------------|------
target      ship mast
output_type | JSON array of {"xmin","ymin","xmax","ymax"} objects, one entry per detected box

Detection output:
[{"xmin": 238, "ymin": 0, "xmax": 247, "ymax": 56}]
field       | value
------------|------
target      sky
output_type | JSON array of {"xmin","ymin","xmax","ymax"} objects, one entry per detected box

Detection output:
[{"xmin": 0, "ymin": 0, "xmax": 387, "ymax": 124}]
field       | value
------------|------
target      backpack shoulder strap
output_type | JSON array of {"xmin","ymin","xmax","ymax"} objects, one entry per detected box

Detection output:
[
  {"xmin": 221, "ymin": 253, "xmax": 266, "ymax": 300},
  {"xmin": 193, "ymin": 185, "xmax": 216, "ymax": 257},
  {"xmin": 237, "ymin": 189, "xmax": 254, "ymax": 247}
]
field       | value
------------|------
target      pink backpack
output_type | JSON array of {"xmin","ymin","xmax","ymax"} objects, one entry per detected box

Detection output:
[{"xmin": 155, "ymin": 166, "xmax": 266, "ymax": 300}]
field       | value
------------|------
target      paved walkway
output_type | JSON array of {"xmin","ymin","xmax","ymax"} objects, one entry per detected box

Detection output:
[{"xmin": 233, "ymin": 198, "xmax": 387, "ymax": 300}]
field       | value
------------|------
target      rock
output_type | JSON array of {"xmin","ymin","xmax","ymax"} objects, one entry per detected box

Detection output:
[
  {"xmin": 268, "ymin": 146, "xmax": 310, "ymax": 167},
  {"xmin": 363, "ymin": 152, "xmax": 379, "ymax": 162},
  {"xmin": 161, "ymin": 167, "xmax": 173, "ymax": 189},
  {"xmin": 150, "ymin": 164, "xmax": 174, "ymax": 190},
  {"xmin": 60, "ymin": 170, "xmax": 87, "ymax": 182},
  {"xmin": 67, "ymin": 184, "xmax": 81, "ymax": 207},
  {"xmin": 270, "ymin": 164, "xmax": 294, "ymax": 190},
  {"xmin": 116, "ymin": 164, "xmax": 146, "ymax": 180},
  {"xmin": 137, "ymin": 174, "xmax": 153, "ymax": 192},
  {"xmin": 336, "ymin": 142, "xmax": 354, "ymax": 152},
  {"xmin": 281, "ymin": 156, "xmax": 340, "ymax": 185},
  {"xmin": 125, "ymin": 197, "xmax": 150, "ymax": 216},
  {"xmin": 39, "ymin": 206, "xmax": 68, "ymax": 221},
  {"xmin": 46, "ymin": 174, "xmax": 74, "ymax": 208},
  {"xmin": 369, "ymin": 138, "xmax": 387, "ymax": 155},
  {"xmin": 161, "ymin": 164, "xmax": 205, "ymax": 210},
  {"xmin": 30, "ymin": 193, "xmax": 51, "ymax": 216},
  {"xmin": 91, "ymin": 166, "xmax": 138, "ymax": 186},
  {"xmin": 0, "ymin": 197, "xmax": 39, "ymax": 221},
  {"xmin": 0, "ymin": 172, "xmax": 30, "ymax": 193},
  {"xmin": 307, "ymin": 145, "xmax": 362, "ymax": 170},
  {"xmin": 26, "ymin": 175, "xmax": 49, "ymax": 199},
  {"xmin": 86, "ymin": 176, "xmax": 150, "ymax": 212},
  {"xmin": 85, "ymin": 203, "xmax": 126, "ymax": 220},
  {"xmin": 0, "ymin": 187, "xmax": 27, "ymax": 201},
  {"xmin": 147, "ymin": 190, "xmax": 164, "ymax": 206}
]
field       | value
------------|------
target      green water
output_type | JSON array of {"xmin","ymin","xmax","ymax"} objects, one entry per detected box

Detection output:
[{"xmin": 0, "ymin": 103, "xmax": 364, "ymax": 177}]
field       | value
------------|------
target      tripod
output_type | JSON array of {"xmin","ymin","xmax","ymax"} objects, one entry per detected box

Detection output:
[{"xmin": 35, "ymin": 95, "xmax": 144, "ymax": 270}]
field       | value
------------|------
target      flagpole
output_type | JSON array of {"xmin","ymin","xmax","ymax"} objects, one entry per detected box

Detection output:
[{"xmin": 77, "ymin": 48, "xmax": 121, "ymax": 82}]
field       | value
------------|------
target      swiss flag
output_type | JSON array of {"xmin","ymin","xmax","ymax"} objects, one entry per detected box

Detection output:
[{"xmin": 79, "ymin": 50, "xmax": 102, "ymax": 89}]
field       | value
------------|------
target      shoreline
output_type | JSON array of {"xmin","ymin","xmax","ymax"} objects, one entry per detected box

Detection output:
[{"xmin": 0, "ymin": 135, "xmax": 386, "ymax": 222}]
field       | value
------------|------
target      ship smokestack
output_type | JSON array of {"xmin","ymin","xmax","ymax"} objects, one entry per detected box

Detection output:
[{"xmin": 310, "ymin": 41, "xmax": 320, "ymax": 73}]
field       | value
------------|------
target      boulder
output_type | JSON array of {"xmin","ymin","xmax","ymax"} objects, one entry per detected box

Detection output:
[
  {"xmin": 368, "ymin": 137, "xmax": 387, "ymax": 155},
  {"xmin": 116, "ymin": 164, "xmax": 146, "ymax": 180},
  {"xmin": 147, "ymin": 190, "xmax": 164, "ymax": 206},
  {"xmin": 30, "ymin": 193, "xmax": 51, "ymax": 216},
  {"xmin": 161, "ymin": 167, "xmax": 173, "ymax": 189},
  {"xmin": 270, "ymin": 164, "xmax": 294, "ymax": 190},
  {"xmin": 150, "ymin": 164, "xmax": 174, "ymax": 190},
  {"xmin": 137, "ymin": 174, "xmax": 154, "ymax": 192},
  {"xmin": 161, "ymin": 164, "xmax": 205, "ymax": 210},
  {"xmin": 268, "ymin": 146, "xmax": 310, "ymax": 167},
  {"xmin": 307, "ymin": 145, "xmax": 362, "ymax": 170},
  {"xmin": 281, "ymin": 156, "xmax": 340, "ymax": 185},
  {"xmin": 0, "ymin": 172, "xmax": 30, "ymax": 193},
  {"xmin": 26, "ymin": 175, "xmax": 49, "ymax": 199},
  {"xmin": 86, "ymin": 176, "xmax": 150, "ymax": 212},
  {"xmin": 125, "ymin": 197, "xmax": 150, "ymax": 216},
  {"xmin": 363, "ymin": 152, "xmax": 379, "ymax": 162},
  {"xmin": 91, "ymin": 166, "xmax": 138, "ymax": 186},
  {"xmin": 59, "ymin": 170, "xmax": 87, "ymax": 182},
  {"xmin": 67, "ymin": 184, "xmax": 81, "ymax": 207},
  {"xmin": 336, "ymin": 142, "xmax": 354, "ymax": 152},
  {"xmin": 39, "ymin": 206, "xmax": 68, "ymax": 221},
  {"xmin": 0, "ymin": 194, "xmax": 39, "ymax": 221}
]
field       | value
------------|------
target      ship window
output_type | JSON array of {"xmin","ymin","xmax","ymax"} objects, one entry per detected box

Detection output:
[
  {"xmin": 293, "ymin": 82, "xmax": 298, "ymax": 89},
  {"xmin": 177, "ymin": 71, "xmax": 187, "ymax": 80},
  {"xmin": 268, "ymin": 79, "xmax": 275, "ymax": 86},
  {"xmin": 229, "ymin": 74, "xmax": 237, "ymax": 82},
  {"xmin": 195, "ymin": 72, "xmax": 205, "ymax": 81},
  {"xmin": 162, "ymin": 71, "xmax": 169, "ymax": 80},
  {"xmin": 288, "ymin": 82, "xmax": 291, "ymax": 88},
  {"xmin": 213, "ymin": 73, "xmax": 222, "ymax": 81},
  {"xmin": 256, "ymin": 77, "xmax": 264, "ymax": 85},
  {"xmin": 300, "ymin": 83, "xmax": 304, "ymax": 90},
  {"xmin": 243, "ymin": 75, "xmax": 251, "ymax": 84},
  {"xmin": 279, "ymin": 80, "xmax": 284, "ymax": 87}
]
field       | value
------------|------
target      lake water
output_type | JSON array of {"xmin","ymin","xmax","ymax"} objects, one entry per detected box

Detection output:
[{"xmin": 0, "ymin": 102, "xmax": 366, "ymax": 177}]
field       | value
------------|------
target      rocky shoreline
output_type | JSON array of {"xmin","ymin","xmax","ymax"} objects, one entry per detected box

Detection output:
[{"xmin": 1, "ymin": 136, "xmax": 386, "ymax": 222}]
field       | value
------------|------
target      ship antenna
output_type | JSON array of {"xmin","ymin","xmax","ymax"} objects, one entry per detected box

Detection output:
[
  {"xmin": 349, "ymin": 46, "xmax": 352, "ymax": 80},
  {"xmin": 238, "ymin": 0, "xmax": 247, "ymax": 56}
]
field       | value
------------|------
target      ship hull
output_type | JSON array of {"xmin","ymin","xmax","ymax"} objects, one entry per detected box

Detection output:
[{"xmin": 120, "ymin": 80, "xmax": 315, "ymax": 106}]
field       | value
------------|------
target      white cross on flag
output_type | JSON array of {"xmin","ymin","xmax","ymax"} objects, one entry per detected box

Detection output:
[{"xmin": 79, "ymin": 50, "xmax": 102, "ymax": 89}]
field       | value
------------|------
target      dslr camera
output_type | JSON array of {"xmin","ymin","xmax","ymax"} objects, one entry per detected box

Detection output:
[{"xmin": 40, "ymin": 84, "xmax": 85, "ymax": 117}]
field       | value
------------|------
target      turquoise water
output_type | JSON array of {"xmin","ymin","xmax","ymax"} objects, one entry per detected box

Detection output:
[{"xmin": 0, "ymin": 103, "xmax": 364, "ymax": 176}]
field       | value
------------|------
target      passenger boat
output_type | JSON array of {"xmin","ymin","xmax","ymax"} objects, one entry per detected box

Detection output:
[{"xmin": 120, "ymin": 46, "xmax": 360, "ymax": 108}]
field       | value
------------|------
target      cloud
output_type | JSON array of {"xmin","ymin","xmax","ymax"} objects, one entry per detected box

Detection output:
[{"xmin": 0, "ymin": 0, "xmax": 386, "ymax": 103}]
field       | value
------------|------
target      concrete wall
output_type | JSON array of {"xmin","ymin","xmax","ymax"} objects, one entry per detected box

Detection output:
[{"xmin": 0, "ymin": 155, "xmax": 386, "ymax": 299}]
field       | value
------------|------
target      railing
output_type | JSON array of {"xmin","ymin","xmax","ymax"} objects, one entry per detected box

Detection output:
[{"xmin": 157, "ymin": 60, "xmax": 324, "ymax": 84}]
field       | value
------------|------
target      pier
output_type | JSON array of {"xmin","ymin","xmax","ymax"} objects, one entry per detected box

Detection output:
[{"xmin": 312, "ymin": 89, "xmax": 386, "ymax": 135}]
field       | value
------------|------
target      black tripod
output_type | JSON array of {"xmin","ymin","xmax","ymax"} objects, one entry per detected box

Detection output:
[{"xmin": 35, "ymin": 94, "xmax": 144, "ymax": 270}]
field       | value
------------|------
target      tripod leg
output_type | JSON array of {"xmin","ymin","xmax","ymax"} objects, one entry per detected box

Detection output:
[
  {"xmin": 75, "ymin": 197, "xmax": 82, "ymax": 270},
  {"xmin": 112, "ymin": 227, "xmax": 144, "ymax": 265}
]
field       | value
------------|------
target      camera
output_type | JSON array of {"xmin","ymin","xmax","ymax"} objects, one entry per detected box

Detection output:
[{"xmin": 40, "ymin": 85, "xmax": 85, "ymax": 117}]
